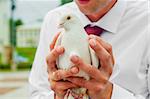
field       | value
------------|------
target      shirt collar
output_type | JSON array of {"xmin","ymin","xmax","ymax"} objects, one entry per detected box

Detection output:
[{"xmin": 76, "ymin": 0, "xmax": 127, "ymax": 34}]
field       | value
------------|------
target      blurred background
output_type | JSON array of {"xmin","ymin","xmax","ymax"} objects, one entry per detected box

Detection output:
[{"xmin": 0, "ymin": 0, "xmax": 73, "ymax": 99}]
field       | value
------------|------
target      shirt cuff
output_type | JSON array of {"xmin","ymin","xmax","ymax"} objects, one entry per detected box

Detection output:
[{"xmin": 111, "ymin": 83, "xmax": 136, "ymax": 99}]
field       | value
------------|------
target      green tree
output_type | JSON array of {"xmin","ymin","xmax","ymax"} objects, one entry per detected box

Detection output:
[
  {"xmin": 60, "ymin": 0, "xmax": 73, "ymax": 5},
  {"xmin": 15, "ymin": 19, "xmax": 23, "ymax": 27},
  {"xmin": 9, "ymin": 18, "xmax": 23, "ymax": 46}
]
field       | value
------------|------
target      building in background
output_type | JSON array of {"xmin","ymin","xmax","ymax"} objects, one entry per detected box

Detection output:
[{"xmin": 16, "ymin": 23, "xmax": 41, "ymax": 48}]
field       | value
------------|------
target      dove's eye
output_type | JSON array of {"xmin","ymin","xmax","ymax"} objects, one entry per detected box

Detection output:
[{"xmin": 67, "ymin": 16, "xmax": 71, "ymax": 20}]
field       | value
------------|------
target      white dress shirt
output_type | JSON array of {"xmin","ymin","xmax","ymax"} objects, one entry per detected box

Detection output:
[{"xmin": 29, "ymin": 0, "xmax": 150, "ymax": 99}]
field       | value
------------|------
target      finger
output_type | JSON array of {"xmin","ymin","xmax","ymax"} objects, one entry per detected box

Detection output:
[
  {"xmin": 67, "ymin": 77, "xmax": 110, "ymax": 94},
  {"xmin": 66, "ymin": 77, "xmax": 90, "ymax": 89},
  {"xmin": 51, "ymin": 80, "xmax": 78, "ymax": 91},
  {"xmin": 51, "ymin": 81, "xmax": 77, "ymax": 98},
  {"xmin": 88, "ymin": 38, "xmax": 113, "ymax": 74},
  {"xmin": 70, "ymin": 55, "xmax": 108, "ymax": 83},
  {"xmin": 46, "ymin": 46, "xmax": 64, "ymax": 73},
  {"xmin": 51, "ymin": 67, "xmax": 79, "ymax": 81},
  {"xmin": 89, "ymin": 35, "xmax": 115, "ymax": 65},
  {"xmin": 88, "ymin": 35, "xmax": 112, "ymax": 53},
  {"xmin": 50, "ymin": 32, "xmax": 61, "ymax": 50}
]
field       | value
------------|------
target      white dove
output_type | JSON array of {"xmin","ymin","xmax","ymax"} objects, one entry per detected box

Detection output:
[{"xmin": 55, "ymin": 13, "xmax": 99, "ymax": 99}]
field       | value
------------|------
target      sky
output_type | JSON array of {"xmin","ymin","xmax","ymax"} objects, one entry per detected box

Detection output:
[{"xmin": 15, "ymin": 0, "xmax": 61, "ymax": 24}]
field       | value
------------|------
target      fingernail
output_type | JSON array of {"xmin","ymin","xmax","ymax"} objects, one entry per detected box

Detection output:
[
  {"xmin": 56, "ymin": 46, "xmax": 64, "ymax": 53},
  {"xmin": 71, "ymin": 67, "xmax": 79, "ymax": 74},
  {"xmin": 52, "ymin": 72, "xmax": 61, "ymax": 80},
  {"xmin": 89, "ymin": 39, "xmax": 96, "ymax": 47},
  {"xmin": 71, "ymin": 55, "xmax": 79, "ymax": 63},
  {"xmin": 88, "ymin": 35, "xmax": 95, "ymax": 39}
]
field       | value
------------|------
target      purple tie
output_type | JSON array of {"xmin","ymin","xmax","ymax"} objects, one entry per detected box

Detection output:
[{"xmin": 84, "ymin": 24, "xmax": 104, "ymax": 36}]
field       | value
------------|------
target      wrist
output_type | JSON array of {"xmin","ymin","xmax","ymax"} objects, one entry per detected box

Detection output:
[
  {"xmin": 105, "ymin": 82, "xmax": 113, "ymax": 99},
  {"xmin": 95, "ymin": 82, "xmax": 113, "ymax": 99},
  {"xmin": 89, "ymin": 82, "xmax": 113, "ymax": 99}
]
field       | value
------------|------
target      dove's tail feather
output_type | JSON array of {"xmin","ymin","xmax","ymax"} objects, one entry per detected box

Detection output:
[
  {"xmin": 72, "ymin": 88, "xmax": 87, "ymax": 95},
  {"xmin": 64, "ymin": 89, "xmax": 89, "ymax": 99}
]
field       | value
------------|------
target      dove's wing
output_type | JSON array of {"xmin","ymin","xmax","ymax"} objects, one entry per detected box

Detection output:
[{"xmin": 89, "ymin": 46, "xmax": 99, "ymax": 68}]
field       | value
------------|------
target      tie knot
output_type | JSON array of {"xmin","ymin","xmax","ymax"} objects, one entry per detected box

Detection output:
[{"xmin": 84, "ymin": 24, "xmax": 104, "ymax": 36}]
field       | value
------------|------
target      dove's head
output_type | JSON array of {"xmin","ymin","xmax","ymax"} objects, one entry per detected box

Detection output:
[{"xmin": 58, "ymin": 13, "xmax": 80, "ymax": 30}]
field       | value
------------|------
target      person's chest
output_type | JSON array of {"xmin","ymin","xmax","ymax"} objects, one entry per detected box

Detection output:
[{"xmin": 101, "ymin": 14, "xmax": 149, "ymax": 95}]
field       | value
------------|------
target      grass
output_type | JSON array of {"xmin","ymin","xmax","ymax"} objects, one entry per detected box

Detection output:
[
  {"xmin": 0, "ymin": 54, "xmax": 2, "ymax": 64},
  {"xmin": 15, "ymin": 47, "xmax": 37, "ymax": 63},
  {"xmin": 0, "ymin": 47, "xmax": 37, "ymax": 70},
  {"xmin": 0, "ymin": 68, "xmax": 30, "ymax": 72}
]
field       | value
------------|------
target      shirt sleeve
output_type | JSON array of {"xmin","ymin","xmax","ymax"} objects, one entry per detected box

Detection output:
[{"xmin": 28, "ymin": 11, "xmax": 59, "ymax": 99}]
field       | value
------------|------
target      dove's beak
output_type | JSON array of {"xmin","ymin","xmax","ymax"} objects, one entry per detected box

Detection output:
[{"xmin": 58, "ymin": 23, "xmax": 64, "ymax": 28}]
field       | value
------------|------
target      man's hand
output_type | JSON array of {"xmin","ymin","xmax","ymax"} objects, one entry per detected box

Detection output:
[
  {"xmin": 46, "ymin": 33, "xmax": 79, "ymax": 99},
  {"xmin": 66, "ymin": 35, "xmax": 115, "ymax": 99}
]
